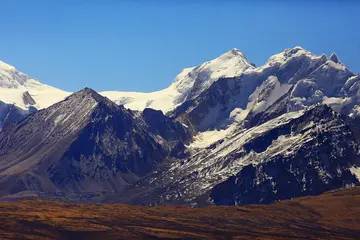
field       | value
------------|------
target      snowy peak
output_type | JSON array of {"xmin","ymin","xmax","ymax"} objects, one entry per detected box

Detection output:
[
  {"xmin": 0, "ymin": 59, "xmax": 70, "ymax": 111},
  {"xmin": 265, "ymin": 46, "xmax": 320, "ymax": 67},
  {"xmin": 173, "ymin": 47, "xmax": 254, "ymax": 86},
  {"xmin": 221, "ymin": 48, "xmax": 249, "ymax": 60},
  {"xmin": 101, "ymin": 47, "xmax": 257, "ymax": 113},
  {"xmin": 0, "ymin": 60, "xmax": 36, "ymax": 88},
  {"xmin": 170, "ymin": 48, "xmax": 255, "ymax": 104}
]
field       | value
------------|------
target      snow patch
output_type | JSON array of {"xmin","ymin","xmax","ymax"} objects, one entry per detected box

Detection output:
[{"xmin": 248, "ymin": 76, "xmax": 292, "ymax": 114}]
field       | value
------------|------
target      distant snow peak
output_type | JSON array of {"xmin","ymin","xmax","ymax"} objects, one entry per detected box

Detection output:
[
  {"xmin": 171, "ymin": 47, "xmax": 254, "ymax": 100},
  {"xmin": 0, "ymin": 59, "xmax": 70, "ymax": 111},
  {"xmin": 223, "ymin": 48, "xmax": 247, "ymax": 59},
  {"xmin": 0, "ymin": 60, "xmax": 33, "ymax": 88},
  {"xmin": 101, "ymin": 47, "xmax": 256, "ymax": 113},
  {"xmin": 286, "ymin": 45, "xmax": 305, "ymax": 53},
  {"xmin": 219, "ymin": 48, "xmax": 253, "ymax": 68},
  {"xmin": 0, "ymin": 60, "xmax": 16, "ymax": 71},
  {"xmin": 266, "ymin": 46, "xmax": 319, "ymax": 67}
]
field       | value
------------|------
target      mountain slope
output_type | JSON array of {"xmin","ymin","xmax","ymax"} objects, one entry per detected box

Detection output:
[{"xmin": 117, "ymin": 105, "xmax": 360, "ymax": 206}]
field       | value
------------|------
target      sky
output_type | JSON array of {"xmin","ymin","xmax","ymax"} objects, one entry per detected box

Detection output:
[{"xmin": 0, "ymin": 0, "xmax": 359, "ymax": 92}]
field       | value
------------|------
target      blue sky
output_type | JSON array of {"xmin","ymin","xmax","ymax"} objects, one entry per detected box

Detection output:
[{"xmin": 0, "ymin": 1, "xmax": 359, "ymax": 92}]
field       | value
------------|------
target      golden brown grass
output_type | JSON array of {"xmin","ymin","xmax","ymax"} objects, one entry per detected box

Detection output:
[{"xmin": 1, "ymin": 188, "xmax": 360, "ymax": 239}]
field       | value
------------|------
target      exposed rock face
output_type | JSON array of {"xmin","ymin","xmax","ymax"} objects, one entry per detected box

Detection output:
[
  {"xmin": 141, "ymin": 108, "xmax": 192, "ymax": 158},
  {"xmin": 22, "ymin": 91, "xmax": 36, "ymax": 106},
  {"xmin": 211, "ymin": 105, "xmax": 360, "ymax": 205},
  {"xmin": 142, "ymin": 108, "xmax": 191, "ymax": 144}
]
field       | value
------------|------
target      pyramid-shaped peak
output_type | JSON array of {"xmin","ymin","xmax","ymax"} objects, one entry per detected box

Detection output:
[
  {"xmin": 78, "ymin": 87, "xmax": 100, "ymax": 96},
  {"xmin": 329, "ymin": 52, "xmax": 341, "ymax": 64},
  {"xmin": 71, "ymin": 87, "xmax": 105, "ymax": 102}
]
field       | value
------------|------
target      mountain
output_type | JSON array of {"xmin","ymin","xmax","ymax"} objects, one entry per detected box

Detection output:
[
  {"xmin": 0, "ymin": 88, "xmax": 190, "ymax": 200},
  {"xmin": 136, "ymin": 47, "xmax": 360, "ymax": 206},
  {"xmin": 169, "ymin": 47, "xmax": 357, "ymax": 133},
  {"xmin": 101, "ymin": 48, "xmax": 255, "ymax": 113},
  {"xmin": 116, "ymin": 104, "xmax": 360, "ymax": 205}
]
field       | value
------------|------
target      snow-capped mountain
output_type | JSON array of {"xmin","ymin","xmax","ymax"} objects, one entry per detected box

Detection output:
[
  {"xmin": 0, "ymin": 60, "xmax": 70, "ymax": 129},
  {"xmin": 102, "ymin": 46, "xmax": 358, "ymax": 126},
  {"xmin": 101, "ymin": 48, "xmax": 255, "ymax": 113},
  {"xmin": 0, "ymin": 60, "xmax": 70, "ymax": 110},
  {"xmin": 169, "ymin": 47, "xmax": 358, "ymax": 134},
  {"xmin": 0, "ymin": 50, "xmax": 254, "ymax": 128}
]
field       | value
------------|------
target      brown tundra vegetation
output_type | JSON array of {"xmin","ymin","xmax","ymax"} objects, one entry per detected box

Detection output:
[{"xmin": 1, "ymin": 187, "xmax": 360, "ymax": 240}]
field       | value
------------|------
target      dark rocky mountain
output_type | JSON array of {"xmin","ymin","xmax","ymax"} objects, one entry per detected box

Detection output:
[
  {"xmin": 211, "ymin": 105, "xmax": 360, "ymax": 205},
  {"xmin": 0, "ymin": 88, "xmax": 190, "ymax": 200},
  {"xmin": 115, "ymin": 104, "xmax": 360, "ymax": 206}
]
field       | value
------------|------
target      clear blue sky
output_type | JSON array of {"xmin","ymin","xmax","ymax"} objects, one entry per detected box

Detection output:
[{"xmin": 0, "ymin": 0, "xmax": 359, "ymax": 92}]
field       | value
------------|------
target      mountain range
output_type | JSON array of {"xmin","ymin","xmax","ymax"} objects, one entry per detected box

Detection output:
[{"xmin": 0, "ymin": 46, "xmax": 359, "ymax": 206}]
